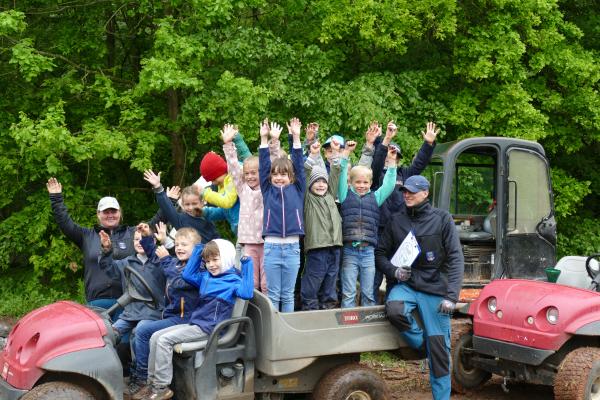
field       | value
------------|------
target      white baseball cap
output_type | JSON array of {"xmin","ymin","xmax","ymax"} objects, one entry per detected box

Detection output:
[{"xmin": 97, "ymin": 197, "xmax": 120, "ymax": 211}]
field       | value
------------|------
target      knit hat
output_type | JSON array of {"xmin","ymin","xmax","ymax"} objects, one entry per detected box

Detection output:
[
  {"xmin": 200, "ymin": 151, "xmax": 227, "ymax": 182},
  {"xmin": 308, "ymin": 166, "xmax": 329, "ymax": 190},
  {"xmin": 214, "ymin": 239, "xmax": 236, "ymax": 273}
]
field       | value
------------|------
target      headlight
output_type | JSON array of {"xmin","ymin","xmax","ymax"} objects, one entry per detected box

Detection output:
[
  {"xmin": 546, "ymin": 307, "xmax": 559, "ymax": 325},
  {"xmin": 487, "ymin": 297, "xmax": 497, "ymax": 313}
]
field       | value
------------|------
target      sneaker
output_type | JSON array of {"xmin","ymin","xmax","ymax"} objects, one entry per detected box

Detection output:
[
  {"xmin": 148, "ymin": 385, "xmax": 174, "ymax": 400},
  {"xmin": 123, "ymin": 378, "xmax": 145, "ymax": 400},
  {"xmin": 131, "ymin": 384, "xmax": 152, "ymax": 400}
]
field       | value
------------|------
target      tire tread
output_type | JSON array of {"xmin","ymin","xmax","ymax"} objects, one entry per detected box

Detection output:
[{"xmin": 554, "ymin": 347, "xmax": 600, "ymax": 400}]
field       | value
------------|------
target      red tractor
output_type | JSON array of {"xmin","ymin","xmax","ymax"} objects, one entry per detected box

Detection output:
[{"xmin": 451, "ymin": 254, "xmax": 600, "ymax": 399}]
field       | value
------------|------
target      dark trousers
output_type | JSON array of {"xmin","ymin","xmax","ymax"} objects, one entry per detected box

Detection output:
[{"xmin": 301, "ymin": 247, "xmax": 341, "ymax": 310}]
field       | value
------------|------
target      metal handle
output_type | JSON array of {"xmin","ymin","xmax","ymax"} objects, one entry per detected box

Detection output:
[{"xmin": 508, "ymin": 180, "xmax": 517, "ymax": 232}]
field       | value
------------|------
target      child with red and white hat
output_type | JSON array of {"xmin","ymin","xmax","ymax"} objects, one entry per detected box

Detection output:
[{"xmin": 196, "ymin": 150, "xmax": 240, "ymax": 236}]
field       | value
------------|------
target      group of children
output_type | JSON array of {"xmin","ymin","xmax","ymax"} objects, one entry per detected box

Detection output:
[{"xmin": 95, "ymin": 117, "xmax": 437, "ymax": 399}]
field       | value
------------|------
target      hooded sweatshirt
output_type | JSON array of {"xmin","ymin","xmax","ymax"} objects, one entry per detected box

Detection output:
[{"xmin": 182, "ymin": 239, "xmax": 254, "ymax": 334}]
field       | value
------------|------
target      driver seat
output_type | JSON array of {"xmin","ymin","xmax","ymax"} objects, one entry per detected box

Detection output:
[{"xmin": 555, "ymin": 256, "xmax": 599, "ymax": 289}]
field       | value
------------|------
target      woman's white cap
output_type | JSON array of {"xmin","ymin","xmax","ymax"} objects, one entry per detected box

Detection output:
[{"xmin": 97, "ymin": 197, "xmax": 120, "ymax": 211}]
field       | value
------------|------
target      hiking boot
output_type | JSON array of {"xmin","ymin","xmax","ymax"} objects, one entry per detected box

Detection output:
[
  {"xmin": 148, "ymin": 385, "xmax": 174, "ymax": 400},
  {"xmin": 131, "ymin": 384, "xmax": 152, "ymax": 400},
  {"xmin": 124, "ymin": 378, "xmax": 145, "ymax": 400}
]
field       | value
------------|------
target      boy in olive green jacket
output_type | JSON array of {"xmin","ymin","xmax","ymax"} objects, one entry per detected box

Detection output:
[{"xmin": 301, "ymin": 140, "xmax": 343, "ymax": 310}]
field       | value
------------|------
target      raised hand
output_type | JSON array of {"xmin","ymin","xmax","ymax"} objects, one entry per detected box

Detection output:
[
  {"xmin": 287, "ymin": 117, "xmax": 302, "ymax": 141},
  {"xmin": 137, "ymin": 222, "xmax": 151, "ymax": 237},
  {"xmin": 305, "ymin": 122, "xmax": 319, "ymax": 142},
  {"xmin": 330, "ymin": 138, "xmax": 342, "ymax": 153},
  {"xmin": 270, "ymin": 121, "xmax": 283, "ymax": 140},
  {"xmin": 221, "ymin": 123, "xmax": 238, "ymax": 144},
  {"xmin": 342, "ymin": 140, "xmax": 357, "ymax": 157},
  {"xmin": 365, "ymin": 121, "xmax": 381, "ymax": 146},
  {"xmin": 260, "ymin": 118, "xmax": 270, "ymax": 141},
  {"xmin": 309, "ymin": 141, "xmax": 321, "ymax": 155},
  {"xmin": 99, "ymin": 230, "xmax": 112, "ymax": 251},
  {"xmin": 386, "ymin": 145, "xmax": 399, "ymax": 167},
  {"xmin": 143, "ymin": 170, "xmax": 161, "ymax": 189},
  {"xmin": 383, "ymin": 121, "xmax": 398, "ymax": 146},
  {"xmin": 166, "ymin": 186, "xmax": 181, "ymax": 200},
  {"xmin": 154, "ymin": 221, "xmax": 168, "ymax": 243},
  {"xmin": 422, "ymin": 121, "xmax": 440, "ymax": 145},
  {"xmin": 155, "ymin": 245, "xmax": 169, "ymax": 259},
  {"xmin": 46, "ymin": 177, "xmax": 62, "ymax": 194}
]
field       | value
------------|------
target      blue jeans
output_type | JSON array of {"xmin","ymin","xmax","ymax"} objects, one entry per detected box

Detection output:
[
  {"xmin": 341, "ymin": 245, "xmax": 376, "ymax": 308},
  {"xmin": 386, "ymin": 284, "xmax": 451, "ymax": 400},
  {"xmin": 132, "ymin": 317, "xmax": 187, "ymax": 381},
  {"xmin": 301, "ymin": 247, "xmax": 341, "ymax": 310},
  {"xmin": 264, "ymin": 241, "xmax": 300, "ymax": 312}
]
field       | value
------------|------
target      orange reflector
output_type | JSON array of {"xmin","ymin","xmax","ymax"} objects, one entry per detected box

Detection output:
[{"xmin": 459, "ymin": 288, "xmax": 482, "ymax": 303}]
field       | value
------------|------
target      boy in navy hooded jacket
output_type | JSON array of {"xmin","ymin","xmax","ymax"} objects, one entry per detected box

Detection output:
[{"xmin": 144, "ymin": 239, "xmax": 254, "ymax": 400}]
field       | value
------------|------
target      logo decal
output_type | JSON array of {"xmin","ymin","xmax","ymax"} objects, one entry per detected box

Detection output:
[
  {"xmin": 336, "ymin": 310, "xmax": 387, "ymax": 325},
  {"xmin": 426, "ymin": 251, "xmax": 436, "ymax": 262},
  {"xmin": 118, "ymin": 242, "xmax": 127, "ymax": 250}
]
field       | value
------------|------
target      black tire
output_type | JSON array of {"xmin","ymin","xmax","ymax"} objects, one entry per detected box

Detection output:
[
  {"xmin": 21, "ymin": 381, "xmax": 95, "ymax": 400},
  {"xmin": 312, "ymin": 363, "xmax": 390, "ymax": 400},
  {"xmin": 554, "ymin": 347, "xmax": 600, "ymax": 400},
  {"xmin": 450, "ymin": 320, "xmax": 491, "ymax": 393}
]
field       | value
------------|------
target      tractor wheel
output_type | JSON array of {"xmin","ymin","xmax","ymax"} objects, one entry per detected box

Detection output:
[
  {"xmin": 554, "ymin": 347, "xmax": 600, "ymax": 400},
  {"xmin": 21, "ymin": 381, "xmax": 95, "ymax": 400},
  {"xmin": 312, "ymin": 363, "xmax": 390, "ymax": 400},
  {"xmin": 450, "ymin": 320, "xmax": 491, "ymax": 393}
]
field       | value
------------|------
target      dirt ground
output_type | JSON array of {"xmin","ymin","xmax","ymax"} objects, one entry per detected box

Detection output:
[{"xmin": 364, "ymin": 358, "xmax": 555, "ymax": 400}]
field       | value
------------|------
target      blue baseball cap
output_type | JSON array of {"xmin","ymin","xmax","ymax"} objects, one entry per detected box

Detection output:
[
  {"xmin": 401, "ymin": 175, "xmax": 430, "ymax": 193},
  {"xmin": 323, "ymin": 134, "xmax": 345, "ymax": 148}
]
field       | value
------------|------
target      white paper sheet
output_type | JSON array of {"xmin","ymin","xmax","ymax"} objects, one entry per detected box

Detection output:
[{"xmin": 390, "ymin": 230, "xmax": 421, "ymax": 268}]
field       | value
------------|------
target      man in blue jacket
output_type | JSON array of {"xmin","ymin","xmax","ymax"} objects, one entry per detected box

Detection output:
[{"xmin": 375, "ymin": 175, "xmax": 464, "ymax": 400}]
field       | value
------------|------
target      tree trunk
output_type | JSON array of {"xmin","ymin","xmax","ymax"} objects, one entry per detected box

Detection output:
[
  {"xmin": 167, "ymin": 89, "xmax": 185, "ymax": 186},
  {"xmin": 106, "ymin": 10, "xmax": 115, "ymax": 68}
]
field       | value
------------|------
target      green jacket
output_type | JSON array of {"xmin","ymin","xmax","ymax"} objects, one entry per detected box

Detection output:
[{"xmin": 303, "ymin": 154, "xmax": 343, "ymax": 252}]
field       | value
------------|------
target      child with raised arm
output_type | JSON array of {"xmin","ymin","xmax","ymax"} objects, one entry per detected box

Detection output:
[
  {"xmin": 98, "ymin": 223, "xmax": 165, "ymax": 339},
  {"xmin": 301, "ymin": 140, "xmax": 343, "ymax": 310},
  {"xmin": 143, "ymin": 171, "xmax": 219, "ymax": 243},
  {"xmin": 370, "ymin": 121, "xmax": 438, "ymax": 302},
  {"xmin": 260, "ymin": 118, "xmax": 305, "ymax": 312},
  {"xmin": 222, "ymin": 120, "xmax": 280, "ymax": 293},
  {"xmin": 338, "ymin": 141, "xmax": 398, "ymax": 308},
  {"xmin": 127, "ymin": 225, "xmax": 201, "ymax": 399},
  {"xmin": 144, "ymin": 239, "xmax": 254, "ymax": 400}
]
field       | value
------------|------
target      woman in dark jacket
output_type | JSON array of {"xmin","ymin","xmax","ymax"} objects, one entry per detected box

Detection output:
[{"xmin": 46, "ymin": 177, "xmax": 163, "ymax": 309}]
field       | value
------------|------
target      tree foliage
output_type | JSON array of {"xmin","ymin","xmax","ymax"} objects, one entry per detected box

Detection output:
[{"xmin": 0, "ymin": 0, "xmax": 599, "ymax": 315}]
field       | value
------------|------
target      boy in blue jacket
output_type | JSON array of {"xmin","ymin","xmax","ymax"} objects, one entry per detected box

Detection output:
[
  {"xmin": 144, "ymin": 239, "xmax": 254, "ymax": 400},
  {"xmin": 126, "ymin": 225, "xmax": 202, "ymax": 399}
]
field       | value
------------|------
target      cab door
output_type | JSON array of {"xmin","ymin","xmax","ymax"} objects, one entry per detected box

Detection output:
[{"xmin": 503, "ymin": 148, "xmax": 556, "ymax": 279}]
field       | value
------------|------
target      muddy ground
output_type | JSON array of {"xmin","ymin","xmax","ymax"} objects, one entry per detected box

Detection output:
[{"xmin": 364, "ymin": 358, "xmax": 554, "ymax": 400}]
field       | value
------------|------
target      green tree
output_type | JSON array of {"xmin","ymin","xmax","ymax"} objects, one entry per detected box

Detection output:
[{"xmin": 0, "ymin": 0, "xmax": 598, "ymax": 315}]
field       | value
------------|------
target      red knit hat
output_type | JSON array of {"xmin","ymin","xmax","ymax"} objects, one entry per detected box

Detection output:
[{"xmin": 200, "ymin": 151, "xmax": 227, "ymax": 182}]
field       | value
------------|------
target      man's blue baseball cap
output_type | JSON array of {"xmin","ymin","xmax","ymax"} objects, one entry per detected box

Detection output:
[
  {"xmin": 323, "ymin": 134, "xmax": 345, "ymax": 148},
  {"xmin": 402, "ymin": 175, "xmax": 430, "ymax": 193}
]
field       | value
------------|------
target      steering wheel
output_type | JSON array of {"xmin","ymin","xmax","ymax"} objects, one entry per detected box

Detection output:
[
  {"xmin": 585, "ymin": 253, "xmax": 600, "ymax": 280},
  {"xmin": 123, "ymin": 264, "xmax": 161, "ymax": 310}
]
